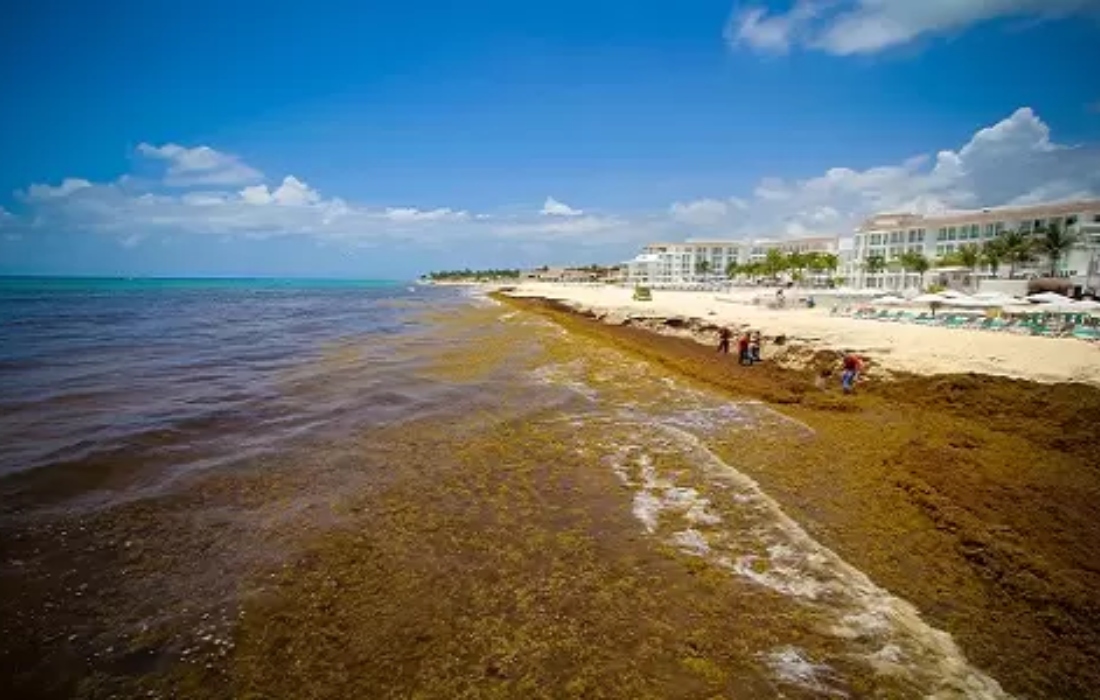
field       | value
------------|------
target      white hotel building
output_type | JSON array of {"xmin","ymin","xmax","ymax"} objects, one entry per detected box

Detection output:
[
  {"xmin": 624, "ymin": 237, "xmax": 837, "ymax": 287},
  {"xmin": 624, "ymin": 200, "xmax": 1100, "ymax": 293},
  {"xmin": 852, "ymin": 200, "xmax": 1100, "ymax": 291}
]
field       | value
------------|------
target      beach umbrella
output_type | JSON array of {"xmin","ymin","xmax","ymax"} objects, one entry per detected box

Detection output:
[
  {"xmin": 873, "ymin": 295, "xmax": 906, "ymax": 305},
  {"xmin": 973, "ymin": 291, "xmax": 1020, "ymax": 304},
  {"xmin": 949, "ymin": 296, "xmax": 998, "ymax": 308},
  {"xmin": 911, "ymin": 293, "xmax": 945, "ymax": 303},
  {"xmin": 1028, "ymin": 291, "xmax": 1069, "ymax": 303}
]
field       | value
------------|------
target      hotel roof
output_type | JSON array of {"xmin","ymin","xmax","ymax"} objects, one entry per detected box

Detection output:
[{"xmin": 858, "ymin": 199, "xmax": 1100, "ymax": 232}]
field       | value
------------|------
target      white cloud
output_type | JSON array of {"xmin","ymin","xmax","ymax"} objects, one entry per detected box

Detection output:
[
  {"xmin": 20, "ymin": 178, "xmax": 93, "ymax": 200},
  {"xmin": 670, "ymin": 198, "xmax": 734, "ymax": 225},
  {"xmin": 239, "ymin": 175, "xmax": 321, "ymax": 206},
  {"xmin": 727, "ymin": 0, "xmax": 1099, "ymax": 55},
  {"xmin": 540, "ymin": 196, "xmax": 584, "ymax": 217},
  {"xmin": 494, "ymin": 214, "xmax": 640, "ymax": 243},
  {"xmin": 5, "ymin": 108, "xmax": 1099, "ymax": 264},
  {"xmin": 137, "ymin": 142, "xmax": 263, "ymax": 186},
  {"xmin": 664, "ymin": 107, "xmax": 1100, "ymax": 240},
  {"xmin": 383, "ymin": 207, "xmax": 469, "ymax": 223},
  {"xmin": 725, "ymin": 0, "xmax": 819, "ymax": 53}
]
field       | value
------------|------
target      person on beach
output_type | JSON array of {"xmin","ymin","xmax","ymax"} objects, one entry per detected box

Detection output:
[
  {"xmin": 841, "ymin": 352, "xmax": 864, "ymax": 394},
  {"xmin": 717, "ymin": 327, "xmax": 732, "ymax": 354},
  {"xmin": 750, "ymin": 332, "xmax": 762, "ymax": 363},
  {"xmin": 738, "ymin": 333, "xmax": 752, "ymax": 366}
]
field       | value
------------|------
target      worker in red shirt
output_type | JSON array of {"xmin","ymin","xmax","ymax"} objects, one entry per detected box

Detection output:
[
  {"xmin": 841, "ymin": 352, "xmax": 864, "ymax": 394},
  {"xmin": 738, "ymin": 333, "xmax": 752, "ymax": 365}
]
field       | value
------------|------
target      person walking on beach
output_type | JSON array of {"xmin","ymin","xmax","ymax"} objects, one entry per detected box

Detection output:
[
  {"xmin": 717, "ymin": 326, "xmax": 732, "ymax": 355},
  {"xmin": 750, "ymin": 332, "xmax": 762, "ymax": 363},
  {"xmin": 738, "ymin": 333, "xmax": 752, "ymax": 366},
  {"xmin": 841, "ymin": 352, "xmax": 864, "ymax": 394}
]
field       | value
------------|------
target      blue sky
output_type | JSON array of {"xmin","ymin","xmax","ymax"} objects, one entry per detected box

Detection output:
[{"xmin": 2, "ymin": 0, "xmax": 1099, "ymax": 278}]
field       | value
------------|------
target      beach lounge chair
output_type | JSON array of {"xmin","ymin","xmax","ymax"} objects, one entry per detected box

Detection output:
[{"xmin": 1072, "ymin": 326, "xmax": 1100, "ymax": 341}]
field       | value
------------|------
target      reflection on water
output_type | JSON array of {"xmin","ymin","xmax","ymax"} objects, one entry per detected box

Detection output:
[{"xmin": 0, "ymin": 282, "xmax": 472, "ymax": 505}]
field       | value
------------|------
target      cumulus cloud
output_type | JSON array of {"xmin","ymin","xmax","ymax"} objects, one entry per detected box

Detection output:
[
  {"xmin": 239, "ymin": 176, "xmax": 321, "ymax": 206},
  {"xmin": 540, "ymin": 196, "xmax": 584, "ymax": 217},
  {"xmin": 383, "ymin": 207, "xmax": 469, "ymax": 223},
  {"xmin": 496, "ymin": 215, "xmax": 615, "ymax": 237},
  {"xmin": 669, "ymin": 107, "xmax": 1100, "ymax": 239},
  {"xmin": 20, "ymin": 178, "xmax": 93, "ymax": 200},
  {"xmin": 669, "ymin": 197, "xmax": 746, "ymax": 225},
  {"xmin": 727, "ymin": 0, "xmax": 1099, "ymax": 55},
  {"xmin": 137, "ymin": 143, "xmax": 263, "ymax": 186},
  {"xmin": 725, "ymin": 0, "xmax": 819, "ymax": 53}
]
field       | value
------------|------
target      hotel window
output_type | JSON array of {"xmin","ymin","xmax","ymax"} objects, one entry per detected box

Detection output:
[
  {"xmin": 948, "ymin": 226, "xmax": 957, "ymax": 241},
  {"xmin": 970, "ymin": 224, "xmax": 980, "ymax": 239},
  {"xmin": 937, "ymin": 227, "xmax": 947, "ymax": 241}
]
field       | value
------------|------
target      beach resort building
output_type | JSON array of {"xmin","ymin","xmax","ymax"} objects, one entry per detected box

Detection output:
[
  {"xmin": 623, "ymin": 237, "xmax": 839, "ymax": 287},
  {"xmin": 852, "ymin": 200, "xmax": 1100, "ymax": 292},
  {"xmin": 620, "ymin": 199, "xmax": 1100, "ymax": 293}
]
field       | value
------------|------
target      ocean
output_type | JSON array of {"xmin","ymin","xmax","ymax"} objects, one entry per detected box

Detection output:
[{"xmin": 0, "ymin": 278, "xmax": 1006, "ymax": 698}]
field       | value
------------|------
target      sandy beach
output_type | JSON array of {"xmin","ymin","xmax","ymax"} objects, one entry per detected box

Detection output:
[{"xmin": 503, "ymin": 283, "xmax": 1100, "ymax": 387}]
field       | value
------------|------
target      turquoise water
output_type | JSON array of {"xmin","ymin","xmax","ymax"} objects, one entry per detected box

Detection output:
[{"xmin": 0, "ymin": 276, "xmax": 403, "ymax": 292}]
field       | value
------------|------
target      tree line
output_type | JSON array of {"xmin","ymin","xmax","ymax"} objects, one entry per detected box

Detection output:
[
  {"xmin": 422, "ymin": 268, "xmax": 521, "ymax": 281},
  {"xmin": 694, "ymin": 250, "xmax": 842, "ymax": 284}
]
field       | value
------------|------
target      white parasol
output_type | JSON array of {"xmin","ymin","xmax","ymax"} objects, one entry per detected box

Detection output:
[{"xmin": 1027, "ymin": 291, "xmax": 1070, "ymax": 303}]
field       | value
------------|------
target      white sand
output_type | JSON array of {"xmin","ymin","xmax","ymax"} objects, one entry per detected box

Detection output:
[{"xmin": 505, "ymin": 283, "xmax": 1100, "ymax": 387}]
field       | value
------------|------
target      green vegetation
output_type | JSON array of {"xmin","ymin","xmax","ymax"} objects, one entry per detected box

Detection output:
[
  {"xmin": 1030, "ymin": 222, "xmax": 1080, "ymax": 276},
  {"xmin": 981, "ymin": 238, "xmax": 1006, "ymax": 277},
  {"xmin": 864, "ymin": 254, "xmax": 886, "ymax": 275},
  {"xmin": 998, "ymin": 229, "xmax": 1036, "ymax": 278},
  {"xmin": 423, "ymin": 268, "xmax": 521, "ymax": 282},
  {"xmin": 725, "ymin": 250, "xmax": 840, "ymax": 287},
  {"xmin": 898, "ymin": 250, "xmax": 931, "ymax": 289}
]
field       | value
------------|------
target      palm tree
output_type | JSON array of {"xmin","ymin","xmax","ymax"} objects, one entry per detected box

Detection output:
[
  {"xmin": 956, "ymin": 244, "xmax": 982, "ymax": 290},
  {"xmin": 695, "ymin": 260, "xmax": 712, "ymax": 281},
  {"xmin": 898, "ymin": 250, "xmax": 931, "ymax": 289},
  {"xmin": 725, "ymin": 261, "xmax": 740, "ymax": 280},
  {"xmin": 764, "ymin": 249, "xmax": 788, "ymax": 280},
  {"xmin": 864, "ymin": 254, "xmax": 886, "ymax": 275},
  {"xmin": 820, "ymin": 253, "xmax": 840, "ymax": 282},
  {"xmin": 1031, "ymin": 222, "xmax": 1080, "ymax": 277},
  {"xmin": 981, "ymin": 238, "xmax": 1006, "ymax": 278},
  {"xmin": 1000, "ymin": 228, "xmax": 1035, "ymax": 278},
  {"xmin": 786, "ymin": 251, "xmax": 807, "ymax": 285}
]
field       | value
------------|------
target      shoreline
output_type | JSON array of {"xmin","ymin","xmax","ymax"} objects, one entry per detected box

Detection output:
[
  {"xmin": 494, "ymin": 291, "xmax": 1100, "ymax": 698},
  {"xmin": 504, "ymin": 283, "xmax": 1100, "ymax": 387}
]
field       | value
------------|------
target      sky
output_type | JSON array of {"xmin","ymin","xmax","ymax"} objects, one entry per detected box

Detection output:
[{"xmin": 1, "ymin": 0, "xmax": 1099, "ymax": 279}]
